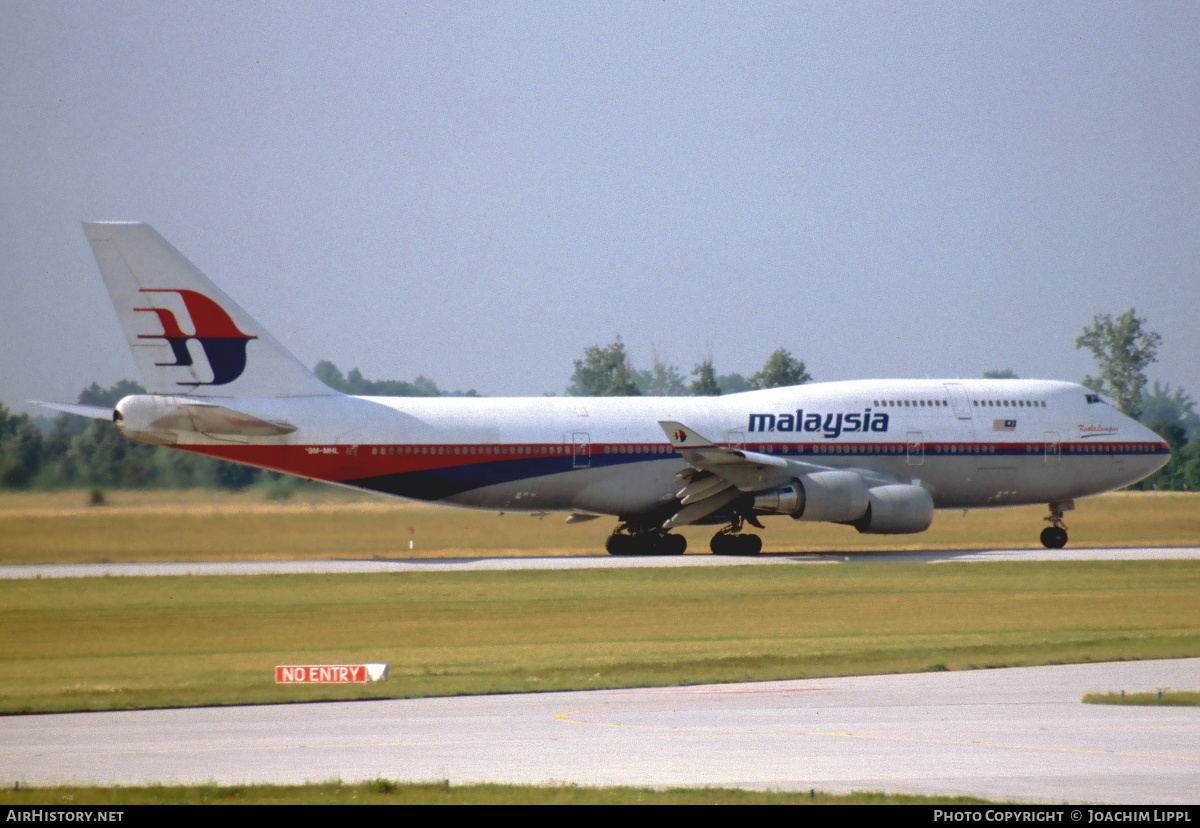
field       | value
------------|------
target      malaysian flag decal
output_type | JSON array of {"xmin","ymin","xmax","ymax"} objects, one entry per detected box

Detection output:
[{"xmin": 993, "ymin": 419, "xmax": 1017, "ymax": 431}]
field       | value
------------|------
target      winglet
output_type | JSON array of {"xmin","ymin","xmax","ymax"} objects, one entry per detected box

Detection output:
[{"xmin": 659, "ymin": 421, "xmax": 717, "ymax": 449}]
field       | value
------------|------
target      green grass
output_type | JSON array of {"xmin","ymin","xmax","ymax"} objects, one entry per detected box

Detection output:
[
  {"xmin": 1, "ymin": 489, "xmax": 1196, "ymax": 564},
  {"xmin": 0, "ymin": 781, "xmax": 997, "ymax": 805},
  {"xmin": 1082, "ymin": 690, "xmax": 1200, "ymax": 705},
  {"xmin": 1, "ymin": 560, "xmax": 1197, "ymax": 713}
]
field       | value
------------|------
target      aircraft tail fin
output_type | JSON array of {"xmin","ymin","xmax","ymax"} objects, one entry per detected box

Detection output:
[{"xmin": 82, "ymin": 222, "xmax": 338, "ymax": 398}]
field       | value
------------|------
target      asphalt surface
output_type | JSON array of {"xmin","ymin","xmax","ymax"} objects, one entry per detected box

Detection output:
[
  {"xmin": 2, "ymin": 659, "xmax": 1197, "ymax": 803},
  {"xmin": 2, "ymin": 545, "xmax": 1199, "ymax": 579},
  {"xmin": 3, "ymin": 548, "xmax": 1196, "ymax": 803}
]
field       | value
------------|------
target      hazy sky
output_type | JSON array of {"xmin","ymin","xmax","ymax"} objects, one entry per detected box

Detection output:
[{"xmin": 3, "ymin": 1, "xmax": 1197, "ymax": 411}]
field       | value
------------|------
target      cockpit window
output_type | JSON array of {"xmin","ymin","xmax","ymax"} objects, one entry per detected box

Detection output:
[{"xmin": 1085, "ymin": 394, "xmax": 1103, "ymax": 404}]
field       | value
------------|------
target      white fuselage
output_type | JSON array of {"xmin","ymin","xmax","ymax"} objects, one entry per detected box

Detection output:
[{"xmin": 120, "ymin": 378, "xmax": 1169, "ymax": 520}]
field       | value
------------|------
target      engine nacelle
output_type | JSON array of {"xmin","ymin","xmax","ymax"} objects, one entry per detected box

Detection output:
[
  {"xmin": 753, "ymin": 471, "xmax": 870, "ymax": 523},
  {"xmin": 752, "ymin": 481, "xmax": 803, "ymax": 514},
  {"xmin": 851, "ymin": 484, "xmax": 934, "ymax": 534}
]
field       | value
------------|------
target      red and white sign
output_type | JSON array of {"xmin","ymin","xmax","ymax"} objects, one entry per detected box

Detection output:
[{"xmin": 275, "ymin": 664, "xmax": 388, "ymax": 683}]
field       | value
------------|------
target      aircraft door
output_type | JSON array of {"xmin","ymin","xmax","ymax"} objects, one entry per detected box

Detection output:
[
  {"xmin": 943, "ymin": 383, "xmax": 974, "ymax": 420},
  {"xmin": 1044, "ymin": 432, "xmax": 1061, "ymax": 466},
  {"xmin": 571, "ymin": 432, "xmax": 591, "ymax": 469},
  {"xmin": 725, "ymin": 429, "xmax": 747, "ymax": 450},
  {"xmin": 906, "ymin": 431, "xmax": 924, "ymax": 465}
]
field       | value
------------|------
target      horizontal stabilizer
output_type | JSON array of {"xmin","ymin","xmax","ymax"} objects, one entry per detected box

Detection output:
[{"xmin": 30, "ymin": 401, "xmax": 113, "ymax": 420}]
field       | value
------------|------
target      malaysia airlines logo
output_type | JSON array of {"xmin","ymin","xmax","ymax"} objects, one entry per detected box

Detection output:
[
  {"xmin": 748, "ymin": 408, "xmax": 889, "ymax": 439},
  {"xmin": 134, "ymin": 289, "xmax": 257, "ymax": 386},
  {"xmin": 672, "ymin": 429, "xmax": 687, "ymax": 444}
]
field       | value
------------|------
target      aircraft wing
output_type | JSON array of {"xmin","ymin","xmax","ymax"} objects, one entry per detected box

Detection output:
[
  {"xmin": 661, "ymin": 421, "xmax": 797, "ymax": 492},
  {"xmin": 658, "ymin": 420, "xmax": 899, "ymax": 529},
  {"xmin": 659, "ymin": 420, "xmax": 811, "ymax": 528}
]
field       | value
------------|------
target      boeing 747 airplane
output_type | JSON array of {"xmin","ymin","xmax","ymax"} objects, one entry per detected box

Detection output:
[{"xmin": 40, "ymin": 222, "xmax": 1171, "ymax": 555}]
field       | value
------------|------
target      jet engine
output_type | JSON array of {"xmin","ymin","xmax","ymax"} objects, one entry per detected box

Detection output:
[
  {"xmin": 850, "ymin": 484, "xmax": 934, "ymax": 534},
  {"xmin": 752, "ymin": 470, "xmax": 870, "ymax": 523},
  {"xmin": 753, "ymin": 474, "xmax": 933, "ymax": 534}
]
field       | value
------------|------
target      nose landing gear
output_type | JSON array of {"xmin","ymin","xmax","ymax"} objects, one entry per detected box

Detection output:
[{"xmin": 1040, "ymin": 500, "xmax": 1073, "ymax": 549}]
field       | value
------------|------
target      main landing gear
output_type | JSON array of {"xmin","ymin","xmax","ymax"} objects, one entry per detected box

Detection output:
[
  {"xmin": 709, "ymin": 512, "xmax": 763, "ymax": 556},
  {"xmin": 1040, "ymin": 500, "xmax": 1073, "ymax": 549},
  {"xmin": 605, "ymin": 525, "xmax": 687, "ymax": 556},
  {"xmin": 710, "ymin": 532, "xmax": 762, "ymax": 555}
]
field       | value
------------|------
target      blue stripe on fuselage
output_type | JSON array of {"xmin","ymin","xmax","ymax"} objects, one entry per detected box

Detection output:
[
  {"xmin": 346, "ymin": 451, "xmax": 651, "ymax": 500},
  {"xmin": 344, "ymin": 441, "xmax": 1168, "ymax": 500}
]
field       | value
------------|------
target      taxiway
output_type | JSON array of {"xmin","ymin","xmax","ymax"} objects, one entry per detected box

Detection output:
[{"xmin": 2, "ymin": 659, "xmax": 1197, "ymax": 803}]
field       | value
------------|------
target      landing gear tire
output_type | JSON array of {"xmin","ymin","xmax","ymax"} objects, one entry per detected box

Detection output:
[
  {"xmin": 1040, "ymin": 500, "xmax": 1072, "ymax": 549},
  {"xmin": 606, "ymin": 532, "xmax": 687, "ymax": 556},
  {"xmin": 1040, "ymin": 526, "xmax": 1068, "ymax": 549},
  {"xmin": 606, "ymin": 534, "xmax": 633, "ymax": 556},
  {"xmin": 663, "ymin": 533, "xmax": 687, "ymax": 555},
  {"xmin": 711, "ymin": 533, "xmax": 762, "ymax": 556}
]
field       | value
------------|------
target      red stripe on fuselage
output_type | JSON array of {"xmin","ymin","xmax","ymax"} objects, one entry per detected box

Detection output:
[
  {"xmin": 177, "ymin": 440, "xmax": 1168, "ymax": 487},
  {"xmin": 184, "ymin": 442, "xmax": 587, "ymax": 483}
]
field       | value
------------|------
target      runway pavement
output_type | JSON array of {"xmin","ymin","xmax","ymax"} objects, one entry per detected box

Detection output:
[
  {"xmin": 2, "ymin": 659, "xmax": 1197, "ymax": 803},
  {"xmin": 2, "ymin": 545, "xmax": 1199, "ymax": 579},
  {"xmin": 4, "ymin": 549, "xmax": 1197, "ymax": 802}
]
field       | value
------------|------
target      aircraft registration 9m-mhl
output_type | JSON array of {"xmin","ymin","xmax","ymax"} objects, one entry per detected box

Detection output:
[{"xmin": 43, "ymin": 222, "xmax": 1171, "ymax": 555}]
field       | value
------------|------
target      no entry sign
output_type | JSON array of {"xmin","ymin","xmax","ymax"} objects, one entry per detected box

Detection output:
[{"xmin": 275, "ymin": 664, "xmax": 388, "ymax": 683}]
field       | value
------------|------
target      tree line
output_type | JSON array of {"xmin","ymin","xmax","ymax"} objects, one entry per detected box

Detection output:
[
  {"xmin": 1073, "ymin": 309, "xmax": 1199, "ymax": 490},
  {"xmin": 565, "ymin": 341, "xmax": 811, "ymax": 397},
  {"xmin": 1, "ymin": 311, "xmax": 1198, "ymax": 492},
  {"xmin": 563, "ymin": 311, "xmax": 1197, "ymax": 489},
  {"xmin": 0, "ymin": 363, "xmax": 476, "ymax": 493},
  {"xmin": 0, "ymin": 380, "xmax": 266, "ymax": 492}
]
